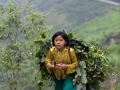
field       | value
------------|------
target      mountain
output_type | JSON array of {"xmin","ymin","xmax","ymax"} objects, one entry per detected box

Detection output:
[
  {"xmin": 31, "ymin": 0, "xmax": 117, "ymax": 33},
  {"xmin": 0, "ymin": 0, "xmax": 117, "ymax": 34},
  {"xmin": 37, "ymin": 0, "xmax": 117, "ymax": 33}
]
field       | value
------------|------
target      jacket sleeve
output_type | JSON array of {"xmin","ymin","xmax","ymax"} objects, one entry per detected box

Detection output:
[
  {"xmin": 66, "ymin": 48, "xmax": 78, "ymax": 74},
  {"xmin": 45, "ymin": 48, "xmax": 54, "ymax": 74}
]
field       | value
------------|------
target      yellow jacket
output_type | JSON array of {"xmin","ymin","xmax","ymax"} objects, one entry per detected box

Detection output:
[{"xmin": 45, "ymin": 46, "xmax": 78, "ymax": 80}]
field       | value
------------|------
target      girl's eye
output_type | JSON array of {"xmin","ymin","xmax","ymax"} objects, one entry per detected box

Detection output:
[{"xmin": 55, "ymin": 39, "xmax": 63, "ymax": 41}]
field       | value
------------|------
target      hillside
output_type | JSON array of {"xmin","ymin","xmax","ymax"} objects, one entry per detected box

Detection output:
[
  {"xmin": 42, "ymin": 0, "xmax": 117, "ymax": 33},
  {"xmin": 0, "ymin": 0, "xmax": 117, "ymax": 34},
  {"xmin": 0, "ymin": 0, "xmax": 119, "ymax": 46},
  {"xmin": 72, "ymin": 9, "xmax": 120, "ymax": 42}
]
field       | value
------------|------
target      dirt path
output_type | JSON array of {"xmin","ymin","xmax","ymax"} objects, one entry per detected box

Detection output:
[{"xmin": 98, "ymin": 0, "xmax": 120, "ymax": 5}]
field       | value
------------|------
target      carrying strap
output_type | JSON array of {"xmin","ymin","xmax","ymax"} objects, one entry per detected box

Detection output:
[
  {"xmin": 68, "ymin": 46, "xmax": 72, "ymax": 62},
  {"xmin": 53, "ymin": 47, "xmax": 56, "ymax": 66}
]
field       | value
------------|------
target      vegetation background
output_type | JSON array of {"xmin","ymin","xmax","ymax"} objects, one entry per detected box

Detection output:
[{"xmin": 0, "ymin": 0, "xmax": 120, "ymax": 90}]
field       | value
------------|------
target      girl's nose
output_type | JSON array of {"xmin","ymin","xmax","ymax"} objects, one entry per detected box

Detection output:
[{"xmin": 57, "ymin": 41, "xmax": 60, "ymax": 43}]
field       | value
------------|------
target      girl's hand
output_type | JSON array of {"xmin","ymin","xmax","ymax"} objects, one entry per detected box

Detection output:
[
  {"xmin": 57, "ymin": 64, "xmax": 68, "ymax": 70},
  {"xmin": 50, "ymin": 65, "xmax": 57, "ymax": 70}
]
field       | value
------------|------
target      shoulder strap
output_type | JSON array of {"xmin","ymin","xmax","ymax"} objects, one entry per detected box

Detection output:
[
  {"xmin": 53, "ymin": 47, "xmax": 56, "ymax": 66},
  {"xmin": 68, "ymin": 46, "xmax": 72, "ymax": 61}
]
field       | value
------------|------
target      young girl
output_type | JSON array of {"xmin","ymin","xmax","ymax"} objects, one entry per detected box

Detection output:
[{"xmin": 45, "ymin": 31, "xmax": 78, "ymax": 90}]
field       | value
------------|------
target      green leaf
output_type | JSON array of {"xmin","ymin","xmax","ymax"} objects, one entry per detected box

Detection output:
[
  {"xmin": 75, "ymin": 74, "xmax": 78, "ymax": 78},
  {"xmin": 76, "ymin": 68, "xmax": 81, "ymax": 76},
  {"xmin": 41, "ymin": 33, "xmax": 46, "ymax": 39},
  {"xmin": 79, "ymin": 61, "xmax": 86, "ymax": 69},
  {"xmin": 72, "ymin": 79, "xmax": 76, "ymax": 82},
  {"xmin": 34, "ymin": 40, "xmax": 44, "ymax": 44},
  {"xmin": 43, "ymin": 48, "xmax": 49, "ymax": 55},
  {"xmin": 76, "ymin": 83, "xmax": 82, "ymax": 90},
  {"xmin": 68, "ymin": 33, "xmax": 73, "ymax": 39},
  {"xmin": 41, "ymin": 56, "xmax": 45, "ymax": 63},
  {"xmin": 81, "ymin": 69, "xmax": 86, "ymax": 76},
  {"xmin": 37, "ymin": 80, "xmax": 44, "ymax": 88},
  {"xmin": 81, "ymin": 75, "xmax": 87, "ymax": 84},
  {"xmin": 82, "ymin": 84, "xmax": 86, "ymax": 90},
  {"xmin": 35, "ymin": 51, "xmax": 41, "ymax": 58}
]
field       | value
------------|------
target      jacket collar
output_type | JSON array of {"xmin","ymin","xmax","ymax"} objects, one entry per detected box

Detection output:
[{"xmin": 54, "ymin": 46, "xmax": 67, "ymax": 52}]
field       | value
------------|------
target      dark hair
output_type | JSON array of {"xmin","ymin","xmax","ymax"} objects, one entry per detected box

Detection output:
[{"xmin": 52, "ymin": 31, "xmax": 69, "ymax": 46}]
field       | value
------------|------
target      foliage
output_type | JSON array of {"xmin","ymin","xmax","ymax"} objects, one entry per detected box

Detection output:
[
  {"xmin": 35, "ymin": 39, "xmax": 54, "ymax": 80},
  {"xmin": 36, "ymin": 32, "xmax": 109, "ymax": 90},
  {"xmin": 73, "ymin": 43, "xmax": 109, "ymax": 90},
  {"xmin": 0, "ymin": 0, "xmax": 50, "ymax": 90}
]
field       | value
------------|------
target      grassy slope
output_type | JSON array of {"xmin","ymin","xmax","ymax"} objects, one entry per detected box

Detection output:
[
  {"xmin": 40, "ymin": 0, "xmax": 117, "ymax": 32},
  {"xmin": 0, "ymin": 0, "xmax": 117, "ymax": 33},
  {"xmin": 72, "ymin": 9, "xmax": 120, "ymax": 42}
]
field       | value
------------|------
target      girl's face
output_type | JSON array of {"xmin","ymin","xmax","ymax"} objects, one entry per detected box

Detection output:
[{"xmin": 54, "ymin": 35, "xmax": 67, "ymax": 51}]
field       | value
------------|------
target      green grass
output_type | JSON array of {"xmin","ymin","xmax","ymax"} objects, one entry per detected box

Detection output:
[{"xmin": 72, "ymin": 10, "xmax": 120, "ymax": 42}]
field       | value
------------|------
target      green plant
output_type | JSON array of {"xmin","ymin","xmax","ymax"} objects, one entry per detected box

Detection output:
[
  {"xmin": 0, "ymin": 0, "xmax": 50, "ymax": 90},
  {"xmin": 36, "ymin": 33, "xmax": 109, "ymax": 90}
]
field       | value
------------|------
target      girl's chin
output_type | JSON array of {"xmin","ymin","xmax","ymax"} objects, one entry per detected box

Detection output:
[
  {"xmin": 56, "ymin": 47, "xmax": 62, "ymax": 50},
  {"xmin": 56, "ymin": 46, "xmax": 61, "ymax": 48},
  {"xmin": 56, "ymin": 47, "xmax": 64, "ymax": 51}
]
